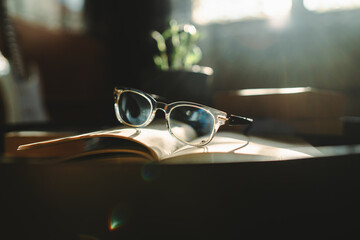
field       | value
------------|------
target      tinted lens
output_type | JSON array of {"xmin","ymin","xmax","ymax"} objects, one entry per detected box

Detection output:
[
  {"xmin": 118, "ymin": 91, "xmax": 152, "ymax": 126},
  {"xmin": 169, "ymin": 105, "xmax": 215, "ymax": 145}
]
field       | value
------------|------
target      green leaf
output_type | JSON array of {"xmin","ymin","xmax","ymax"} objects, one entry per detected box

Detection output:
[
  {"xmin": 184, "ymin": 46, "xmax": 202, "ymax": 68},
  {"xmin": 151, "ymin": 31, "xmax": 166, "ymax": 52}
]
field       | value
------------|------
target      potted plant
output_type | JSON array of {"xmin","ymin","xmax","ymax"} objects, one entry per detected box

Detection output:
[{"xmin": 141, "ymin": 20, "xmax": 214, "ymax": 106}]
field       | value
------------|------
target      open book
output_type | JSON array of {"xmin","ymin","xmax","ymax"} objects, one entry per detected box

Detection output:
[{"xmin": 8, "ymin": 120, "xmax": 320, "ymax": 164}]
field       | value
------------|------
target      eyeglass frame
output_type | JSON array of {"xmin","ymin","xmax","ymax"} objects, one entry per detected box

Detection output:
[{"xmin": 113, "ymin": 87, "xmax": 253, "ymax": 146}]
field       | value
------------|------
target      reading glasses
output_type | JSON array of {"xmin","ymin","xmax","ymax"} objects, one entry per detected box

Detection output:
[{"xmin": 113, "ymin": 87, "xmax": 253, "ymax": 146}]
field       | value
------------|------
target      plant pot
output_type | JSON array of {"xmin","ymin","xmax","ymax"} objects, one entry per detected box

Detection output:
[{"xmin": 140, "ymin": 66, "xmax": 214, "ymax": 106}]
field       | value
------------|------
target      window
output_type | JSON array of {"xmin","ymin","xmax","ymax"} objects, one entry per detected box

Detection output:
[
  {"xmin": 6, "ymin": 0, "xmax": 85, "ymax": 31},
  {"xmin": 192, "ymin": 0, "xmax": 292, "ymax": 25},
  {"xmin": 304, "ymin": 0, "xmax": 360, "ymax": 13}
]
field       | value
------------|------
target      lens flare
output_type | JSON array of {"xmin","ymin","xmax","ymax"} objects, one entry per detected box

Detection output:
[
  {"xmin": 108, "ymin": 203, "xmax": 129, "ymax": 231},
  {"xmin": 109, "ymin": 218, "xmax": 123, "ymax": 231}
]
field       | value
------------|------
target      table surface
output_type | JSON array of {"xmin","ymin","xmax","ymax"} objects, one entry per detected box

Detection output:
[{"xmin": 1, "ymin": 152, "xmax": 360, "ymax": 238}]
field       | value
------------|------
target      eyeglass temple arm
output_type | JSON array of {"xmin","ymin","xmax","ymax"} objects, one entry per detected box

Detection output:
[
  {"xmin": 150, "ymin": 94, "xmax": 171, "ymax": 103},
  {"xmin": 228, "ymin": 114, "xmax": 253, "ymax": 126}
]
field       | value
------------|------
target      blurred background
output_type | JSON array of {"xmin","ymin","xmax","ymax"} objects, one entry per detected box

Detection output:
[{"xmin": 1, "ymin": 0, "xmax": 360, "ymax": 126}]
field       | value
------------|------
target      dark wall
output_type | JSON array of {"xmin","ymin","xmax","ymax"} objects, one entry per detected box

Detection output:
[{"xmin": 84, "ymin": 0, "xmax": 171, "ymax": 89}]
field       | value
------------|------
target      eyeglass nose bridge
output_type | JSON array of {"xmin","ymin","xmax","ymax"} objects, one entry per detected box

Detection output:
[{"xmin": 155, "ymin": 102, "xmax": 168, "ymax": 114}]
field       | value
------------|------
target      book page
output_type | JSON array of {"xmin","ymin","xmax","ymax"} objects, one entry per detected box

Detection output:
[
  {"xmin": 164, "ymin": 131, "xmax": 321, "ymax": 163},
  {"xmin": 126, "ymin": 121, "xmax": 186, "ymax": 160}
]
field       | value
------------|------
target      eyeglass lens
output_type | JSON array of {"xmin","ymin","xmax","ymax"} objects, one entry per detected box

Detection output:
[
  {"xmin": 169, "ymin": 106, "xmax": 214, "ymax": 145},
  {"xmin": 119, "ymin": 91, "xmax": 152, "ymax": 126}
]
